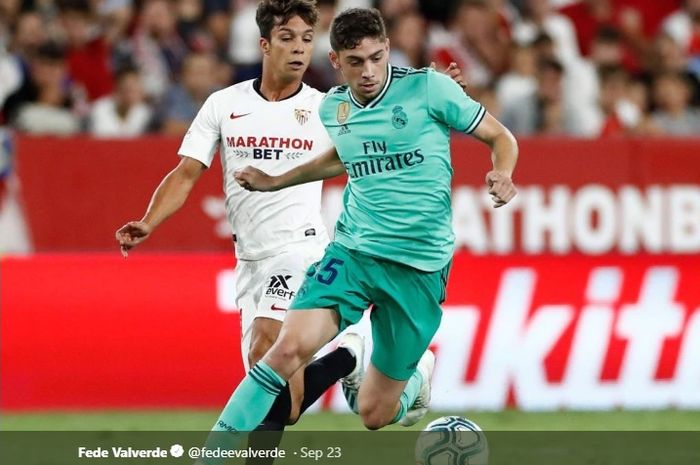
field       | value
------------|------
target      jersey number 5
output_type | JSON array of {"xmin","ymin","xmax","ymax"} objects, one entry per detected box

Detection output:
[{"xmin": 317, "ymin": 258, "xmax": 344, "ymax": 285}]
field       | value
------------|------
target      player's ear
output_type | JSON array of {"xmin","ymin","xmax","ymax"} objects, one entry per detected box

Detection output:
[
  {"xmin": 329, "ymin": 50, "xmax": 340, "ymax": 70},
  {"xmin": 260, "ymin": 37, "xmax": 271, "ymax": 55}
]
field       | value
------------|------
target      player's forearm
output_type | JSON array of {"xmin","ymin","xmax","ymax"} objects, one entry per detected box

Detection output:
[
  {"xmin": 141, "ymin": 167, "xmax": 199, "ymax": 228},
  {"xmin": 273, "ymin": 148, "xmax": 345, "ymax": 190},
  {"xmin": 473, "ymin": 113, "xmax": 519, "ymax": 177},
  {"xmin": 489, "ymin": 130, "xmax": 518, "ymax": 177}
]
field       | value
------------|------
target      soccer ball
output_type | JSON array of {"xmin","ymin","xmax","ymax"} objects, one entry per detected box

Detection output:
[{"xmin": 414, "ymin": 416, "xmax": 489, "ymax": 465}]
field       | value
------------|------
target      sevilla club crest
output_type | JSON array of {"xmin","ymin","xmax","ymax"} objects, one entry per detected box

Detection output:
[{"xmin": 295, "ymin": 109, "xmax": 311, "ymax": 125}]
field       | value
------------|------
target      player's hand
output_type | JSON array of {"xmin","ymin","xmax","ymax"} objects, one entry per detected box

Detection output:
[
  {"xmin": 485, "ymin": 170, "xmax": 517, "ymax": 208},
  {"xmin": 234, "ymin": 166, "xmax": 277, "ymax": 192},
  {"xmin": 431, "ymin": 61, "xmax": 467, "ymax": 92},
  {"xmin": 115, "ymin": 221, "xmax": 153, "ymax": 257}
]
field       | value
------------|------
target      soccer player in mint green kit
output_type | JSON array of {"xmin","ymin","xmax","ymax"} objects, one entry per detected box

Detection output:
[{"xmin": 224, "ymin": 7, "xmax": 518, "ymax": 434}]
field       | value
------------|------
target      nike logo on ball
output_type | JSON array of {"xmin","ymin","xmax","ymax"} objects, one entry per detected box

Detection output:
[{"xmin": 230, "ymin": 112, "xmax": 251, "ymax": 120}]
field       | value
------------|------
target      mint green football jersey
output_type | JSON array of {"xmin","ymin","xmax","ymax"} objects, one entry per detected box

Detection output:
[{"xmin": 319, "ymin": 65, "xmax": 486, "ymax": 272}]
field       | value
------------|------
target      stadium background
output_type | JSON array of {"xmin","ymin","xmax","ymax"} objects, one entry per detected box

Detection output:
[{"xmin": 2, "ymin": 0, "xmax": 700, "ymax": 432}]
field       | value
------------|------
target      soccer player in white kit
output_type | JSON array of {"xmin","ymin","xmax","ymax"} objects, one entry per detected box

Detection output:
[{"xmin": 115, "ymin": 0, "xmax": 360, "ymax": 433}]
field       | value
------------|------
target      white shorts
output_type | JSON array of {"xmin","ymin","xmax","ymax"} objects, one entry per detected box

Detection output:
[{"xmin": 236, "ymin": 246, "xmax": 325, "ymax": 371}]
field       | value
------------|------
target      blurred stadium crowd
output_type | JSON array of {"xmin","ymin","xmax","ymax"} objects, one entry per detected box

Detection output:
[{"xmin": 0, "ymin": 0, "xmax": 699, "ymax": 138}]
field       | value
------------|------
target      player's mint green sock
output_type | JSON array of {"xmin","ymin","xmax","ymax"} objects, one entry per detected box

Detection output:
[
  {"xmin": 213, "ymin": 361, "xmax": 286, "ymax": 433},
  {"xmin": 391, "ymin": 369, "xmax": 424, "ymax": 424},
  {"xmin": 199, "ymin": 362, "xmax": 286, "ymax": 465}
]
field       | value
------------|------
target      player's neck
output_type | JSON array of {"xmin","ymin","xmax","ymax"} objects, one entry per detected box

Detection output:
[
  {"xmin": 351, "ymin": 91, "xmax": 368, "ymax": 105},
  {"xmin": 258, "ymin": 73, "xmax": 303, "ymax": 102}
]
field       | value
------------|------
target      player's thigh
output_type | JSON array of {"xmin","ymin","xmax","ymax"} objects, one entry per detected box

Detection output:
[
  {"xmin": 290, "ymin": 242, "xmax": 372, "ymax": 334},
  {"xmin": 369, "ymin": 260, "xmax": 450, "ymax": 381},
  {"xmin": 266, "ymin": 243, "xmax": 373, "ymax": 372},
  {"xmin": 264, "ymin": 308, "xmax": 340, "ymax": 377}
]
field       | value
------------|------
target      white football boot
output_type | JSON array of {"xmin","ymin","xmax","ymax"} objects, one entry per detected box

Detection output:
[
  {"xmin": 399, "ymin": 349, "xmax": 435, "ymax": 427},
  {"xmin": 337, "ymin": 332, "xmax": 365, "ymax": 413}
]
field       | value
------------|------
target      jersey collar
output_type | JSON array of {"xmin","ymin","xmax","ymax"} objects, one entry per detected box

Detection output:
[
  {"xmin": 348, "ymin": 63, "xmax": 393, "ymax": 109},
  {"xmin": 253, "ymin": 78, "xmax": 304, "ymax": 102}
]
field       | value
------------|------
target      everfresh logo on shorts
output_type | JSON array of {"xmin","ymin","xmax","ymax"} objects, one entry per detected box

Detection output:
[
  {"xmin": 266, "ymin": 274, "xmax": 295, "ymax": 299},
  {"xmin": 268, "ymin": 275, "xmax": 291, "ymax": 289}
]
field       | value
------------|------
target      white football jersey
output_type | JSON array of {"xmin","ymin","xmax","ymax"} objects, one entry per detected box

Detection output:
[{"xmin": 178, "ymin": 79, "xmax": 333, "ymax": 260}]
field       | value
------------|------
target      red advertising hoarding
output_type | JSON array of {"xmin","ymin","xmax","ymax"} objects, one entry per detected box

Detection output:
[{"xmin": 2, "ymin": 253, "xmax": 699, "ymax": 411}]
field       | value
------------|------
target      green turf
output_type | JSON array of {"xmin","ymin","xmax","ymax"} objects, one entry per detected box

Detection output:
[{"xmin": 2, "ymin": 409, "xmax": 700, "ymax": 431}]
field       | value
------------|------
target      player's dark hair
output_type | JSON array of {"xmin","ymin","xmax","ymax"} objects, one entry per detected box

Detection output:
[
  {"xmin": 330, "ymin": 8, "xmax": 386, "ymax": 52},
  {"xmin": 256, "ymin": 0, "xmax": 319, "ymax": 40}
]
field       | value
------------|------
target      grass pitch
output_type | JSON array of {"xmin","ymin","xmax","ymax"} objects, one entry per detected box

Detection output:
[{"xmin": 3, "ymin": 409, "xmax": 700, "ymax": 431}]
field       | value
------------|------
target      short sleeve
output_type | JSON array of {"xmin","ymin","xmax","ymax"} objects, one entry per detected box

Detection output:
[
  {"xmin": 427, "ymin": 70, "xmax": 486, "ymax": 134},
  {"xmin": 318, "ymin": 89, "xmax": 338, "ymax": 127},
  {"xmin": 177, "ymin": 94, "xmax": 220, "ymax": 168}
]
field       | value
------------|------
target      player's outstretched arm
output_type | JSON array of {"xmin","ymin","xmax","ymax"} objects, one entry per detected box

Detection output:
[
  {"xmin": 115, "ymin": 156, "xmax": 206, "ymax": 256},
  {"xmin": 235, "ymin": 147, "xmax": 344, "ymax": 192},
  {"xmin": 471, "ymin": 112, "xmax": 519, "ymax": 208}
]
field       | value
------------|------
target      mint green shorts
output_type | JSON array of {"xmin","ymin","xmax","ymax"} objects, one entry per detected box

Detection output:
[{"xmin": 290, "ymin": 242, "xmax": 450, "ymax": 380}]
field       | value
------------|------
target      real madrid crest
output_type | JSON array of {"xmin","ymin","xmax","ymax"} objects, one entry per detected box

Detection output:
[
  {"xmin": 337, "ymin": 102, "xmax": 350, "ymax": 124},
  {"xmin": 392, "ymin": 105, "xmax": 408, "ymax": 129},
  {"xmin": 295, "ymin": 108, "xmax": 311, "ymax": 125}
]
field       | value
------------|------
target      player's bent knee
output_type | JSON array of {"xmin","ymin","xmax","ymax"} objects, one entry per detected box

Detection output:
[
  {"xmin": 359, "ymin": 409, "xmax": 390, "ymax": 431},
  {"xmin": 267, "ymin": 339, "xmax": 301, "ymax": 364},
  {"xmin": 264, "ymin": 337, "xmax": 308, "ymax": 377},
  {"xmin": 358, "ymin": 399, "xmax": 393, "ymax": 430}
]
